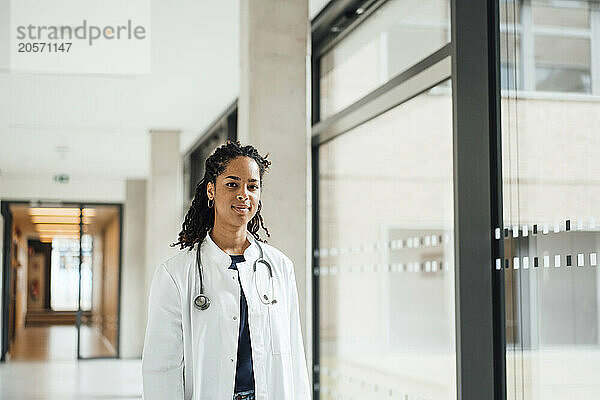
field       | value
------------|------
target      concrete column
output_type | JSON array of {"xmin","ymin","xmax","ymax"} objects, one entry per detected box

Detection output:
[
  {"xmin": 145, "ymin": 130, "xmax": 183, "ymax": 321},
  {"xmin": 120, "ymin": 179, "xmax": 146, "ymax": 358},
  {"xmin": 238, "ymin": 0, "xmax": 312, "ymax": 371}
]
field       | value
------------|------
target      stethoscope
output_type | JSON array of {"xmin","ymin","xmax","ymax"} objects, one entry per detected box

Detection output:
[{"xmin": 194, "ymin": 237, "xmax": 277, "ymax": 311}]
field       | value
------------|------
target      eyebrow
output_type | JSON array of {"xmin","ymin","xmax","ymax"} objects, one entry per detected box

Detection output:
[{"xmin": 224, "ymin": 175, "xmax": 259, "ymax": 183}]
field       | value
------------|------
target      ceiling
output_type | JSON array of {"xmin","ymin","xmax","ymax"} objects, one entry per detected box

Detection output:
[
  {"xmin": 0, "ymin": 0, "xmax": 329, "ymax": 183},
  {"xmin": 0, "ymin": 0, "xmax": 240, "ymax": 181},
  {"xmin": 11, "ymin": 203, "xmax": 120, "ymax": 240}
]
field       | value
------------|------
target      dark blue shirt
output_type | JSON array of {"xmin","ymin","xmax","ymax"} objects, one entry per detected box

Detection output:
[{"xmin": 229, "ymin": 254, "xmax": 255, "ymax": 392}]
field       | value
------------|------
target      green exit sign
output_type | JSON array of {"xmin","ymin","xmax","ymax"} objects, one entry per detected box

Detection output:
[{"xmin": 53, "ymin": 174, "xmax": 70, "ymax": 184}]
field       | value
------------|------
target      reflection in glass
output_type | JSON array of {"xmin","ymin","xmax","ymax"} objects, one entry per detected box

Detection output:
[
  {"xmin": 317, "ymin": 80, "xmax": 454, "ymax": 399},
  {"xmin": 500, "ymin": 0, "xmax": 521, "ymax": 24},
  {"xmin": 500, "ymin": 0, "xmax": 594, "ymax": 94},
  {"xmin": 534, "ymin": 36, "xmax": 590, "ymax": 93},
  {"xmin": 500, "ymin": 33, "xmax": 521, "ymax": 91},
  {"xmin": 319, "ymin": 0, "xmax": 450, "ymax": 119},
  {"xmin": 501, "ymin": 1, "xmax": 600, "ymax": 399},
  {"xmin": 532, "ymin": 3, "xmax": 590, "ymax": 28}
]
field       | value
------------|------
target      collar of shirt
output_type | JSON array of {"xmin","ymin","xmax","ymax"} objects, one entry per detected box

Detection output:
[
  {"xmin": 229, "ymin": 255, "xmax": 245, "ymax": 270},
  {"xmin": 200, "ymin": 228, "xmax": 260, "ymax": 271}
]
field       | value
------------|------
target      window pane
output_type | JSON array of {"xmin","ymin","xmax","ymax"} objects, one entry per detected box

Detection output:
[
  {"xmin": 500, "ymin": 33, "xmax": 522, "ymax": 90},
  {"xmin": 534, "ymin": 35, "xmax": 590, "ymax": 93},
  {"xmin": 535, "ymin": 36, "xmax": 590, "ymax": 67},
  {"xmin": 319, "ymin": 0, "xmax": 449, "ymax": 119},
  {"xmin": 532, "ymin": 3, "xmax": 590, "ymax": 28},
  {"xmin": 535, "ymin": 66, "xmax": 591, "ymax": 93},
  {"xmin": 501, "ymin": 32, "xmax": 521, "ymax": 64},
  {"xmin": 501, "ymin": 1, "xmax": 600, "ymax": 399},
  {"xmin": 317, "ymin": 80, "xmax": 455, "ymax": 400},
  {"xmin": 500, "ymin": 0, "xmax": 521, "ymax": 24}
]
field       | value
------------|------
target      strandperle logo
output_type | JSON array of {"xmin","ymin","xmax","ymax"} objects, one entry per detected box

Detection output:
[
  {"xmin": 11, "ymin": 0, "xmax": 151, "ymax": 73},
  {"xmin": 15, "ymin": 19, "xmax": 147, "ymax": 46}
]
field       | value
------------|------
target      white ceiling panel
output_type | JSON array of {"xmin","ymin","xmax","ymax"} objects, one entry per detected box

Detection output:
[{"xmin": 0, "ymin": 0, "xmax": 240, "ymax": 181}]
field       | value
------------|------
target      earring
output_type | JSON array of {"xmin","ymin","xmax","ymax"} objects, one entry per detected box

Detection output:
[{"xmin": 208, "ymin": 198, "xmax": 214, "ymax": 208}]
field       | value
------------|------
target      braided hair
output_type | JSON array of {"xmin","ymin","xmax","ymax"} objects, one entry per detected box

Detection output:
[{"xmin": 171, "ymin": 140, "xmax": 272, "ymax": 251}]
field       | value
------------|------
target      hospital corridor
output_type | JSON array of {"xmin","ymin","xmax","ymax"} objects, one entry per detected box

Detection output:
[
  {"xmin": 0, "ymin": 204, "xmax": 142, "ymax": 398},
  {"xmin": 2, "ymin": 0, "xmax": 600, "ymax": 399}
]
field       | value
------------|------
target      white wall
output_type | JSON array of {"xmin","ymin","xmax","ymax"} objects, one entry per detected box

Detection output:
[{"xmin": 0, "ymin": 176, "xmax": 125, "ymax": 203}]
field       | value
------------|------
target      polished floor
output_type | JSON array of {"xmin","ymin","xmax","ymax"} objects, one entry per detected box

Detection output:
[
  {"xmin": 0, "ymin": 359, "xmax": 142, "ymax": 400},
  {"xmin": 5, "ymin": 326, "xmax": 600, "ymax": 400},
  {"xmin": 9, "ymin": 325, "xmax": 114, "ymax": 360},
  {"xmin": 1, "ymin": 325, "xmax": 142, "ymax": 399},
  {"xmin": 320, "ymin": 349, "xmax": 600, "ymax": 400}
]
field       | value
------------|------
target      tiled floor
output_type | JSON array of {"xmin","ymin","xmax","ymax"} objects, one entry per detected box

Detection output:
[
  {"xmin": 1, "ymin": 325, "xmax": 142, "ymax": 399},
  {"xmin": 0, "ymin": 359, "xmax": 142, "ymax": 400}
]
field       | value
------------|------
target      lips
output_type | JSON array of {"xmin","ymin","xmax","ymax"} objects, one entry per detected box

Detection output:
[{"xmin": 232, "ymin": 205, "xmax": 250, "ymax": 214}]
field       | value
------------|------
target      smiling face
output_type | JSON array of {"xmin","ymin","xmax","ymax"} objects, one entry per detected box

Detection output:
[{"xmin": 206, "ymin": 156, "xmax": 262, "ymax": 230}]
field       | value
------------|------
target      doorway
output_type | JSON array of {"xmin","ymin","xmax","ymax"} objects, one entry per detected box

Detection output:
[{"xmin": 1, "ymin": 201, "xmax": 122, "ymax": 361}]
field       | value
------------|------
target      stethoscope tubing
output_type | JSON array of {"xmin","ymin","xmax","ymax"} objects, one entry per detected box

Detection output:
[{"xmin": 194, "ymin": 237, "xmax": 277, "ymax": 311}]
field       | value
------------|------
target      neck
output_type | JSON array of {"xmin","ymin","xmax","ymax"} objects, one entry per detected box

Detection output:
[{"xmin": 209, "ymin": 222, "xmax": 250, "ymax": 255}]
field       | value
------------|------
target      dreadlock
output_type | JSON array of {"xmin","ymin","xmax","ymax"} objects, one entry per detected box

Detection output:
[{"xmin": 171, "ymin": 140, "xmax": 272, "ymax": 251}]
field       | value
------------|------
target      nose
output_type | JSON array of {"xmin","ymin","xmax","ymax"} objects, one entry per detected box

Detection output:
[{"xmin": 237, "ymin": 186, "xmax": 250, "ymax": 200}]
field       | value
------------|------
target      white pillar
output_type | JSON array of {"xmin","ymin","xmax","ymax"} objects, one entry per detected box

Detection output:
[
  {"xmin": 238, "ymin": 0, "xmax": 312, "ymax": 372},
  {"xmin": 120, "ymin": 179, "xmax": 146, "ymax": 358},
  {"xmin": 145, "ymin": 130, "xmax": 183, "ymax": 319}
]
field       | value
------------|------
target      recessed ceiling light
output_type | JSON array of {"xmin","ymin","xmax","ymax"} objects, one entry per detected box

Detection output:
[
  {"xmin": 35, "ymin": 224, "xmax": 81, "ymax": 232},
  {"xmin": 29, "ymin": 207, "xmax": 96, "ymax": 217},
  {"xmin": 31, "ymin": 216, "xmax": 93, "ymax": 225}
]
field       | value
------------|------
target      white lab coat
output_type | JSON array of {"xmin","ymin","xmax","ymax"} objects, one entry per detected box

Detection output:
[{"xmin": 142, "ymin": 229, "xmax": 311, "ymax": 400}]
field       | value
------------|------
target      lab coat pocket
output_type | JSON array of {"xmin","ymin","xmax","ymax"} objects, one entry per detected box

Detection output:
[{"xmin": 267, "ymin": 302, "xmax": 291, "ymax": 355}]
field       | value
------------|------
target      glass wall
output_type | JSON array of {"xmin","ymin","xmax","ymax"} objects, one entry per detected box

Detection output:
[
  {"xmin": 316, "ymin": 80, "xmax": 455, "ymax": 400},
  {"xmin": 500, "ymin": 0, "xmax": 596, "ymax": 93},
  {"xmin": 319, "ymin": 0, "xmax": 450, "ymax": 119},
  {"xmin": 314, "ymin": 1, "xmax": 455, "ymax": 397},
  {"xmin": 500, "ymin": 0, "xmax": 600, "ymax": 398}
]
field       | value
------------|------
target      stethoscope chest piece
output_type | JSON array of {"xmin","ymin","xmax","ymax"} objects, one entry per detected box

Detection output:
[
  {"xmin": 195, "ymin": 237, "xmax": 277, "ymax": 311},
  {"xmin": 263, "ymin": 294, "xmax": 277, "ymax": 304},
  {"xmin": 194, "ymin": 294, "xmax": 210, "ymax": 310}
]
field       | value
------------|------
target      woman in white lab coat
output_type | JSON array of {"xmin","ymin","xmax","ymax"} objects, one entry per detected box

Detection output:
[{"xmin": 141, "ymin": 140, "xmax": 311, "ymax": 400}]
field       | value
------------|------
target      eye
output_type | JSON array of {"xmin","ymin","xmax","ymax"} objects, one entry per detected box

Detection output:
[
  {"xmin": 250, "ymin": 184, "xmax": 259, "ymax": 190},
  {"xmin": 226, "ymin": 182, "xmax": 237, "ymax": 187}
]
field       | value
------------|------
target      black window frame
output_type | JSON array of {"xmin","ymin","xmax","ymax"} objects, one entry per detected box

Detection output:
[
  {"xmin": 183, "ymin": 100, "xmax": 238, "ymax": 206},
  {"xmin": 310, "ymin": 1, "xmax": 506, "ymax": 399}
]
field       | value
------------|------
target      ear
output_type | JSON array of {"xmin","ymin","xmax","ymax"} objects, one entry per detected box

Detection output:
[{"xmin": 206, "ymin": 181, "xmax": 215, "ymax": 199}]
